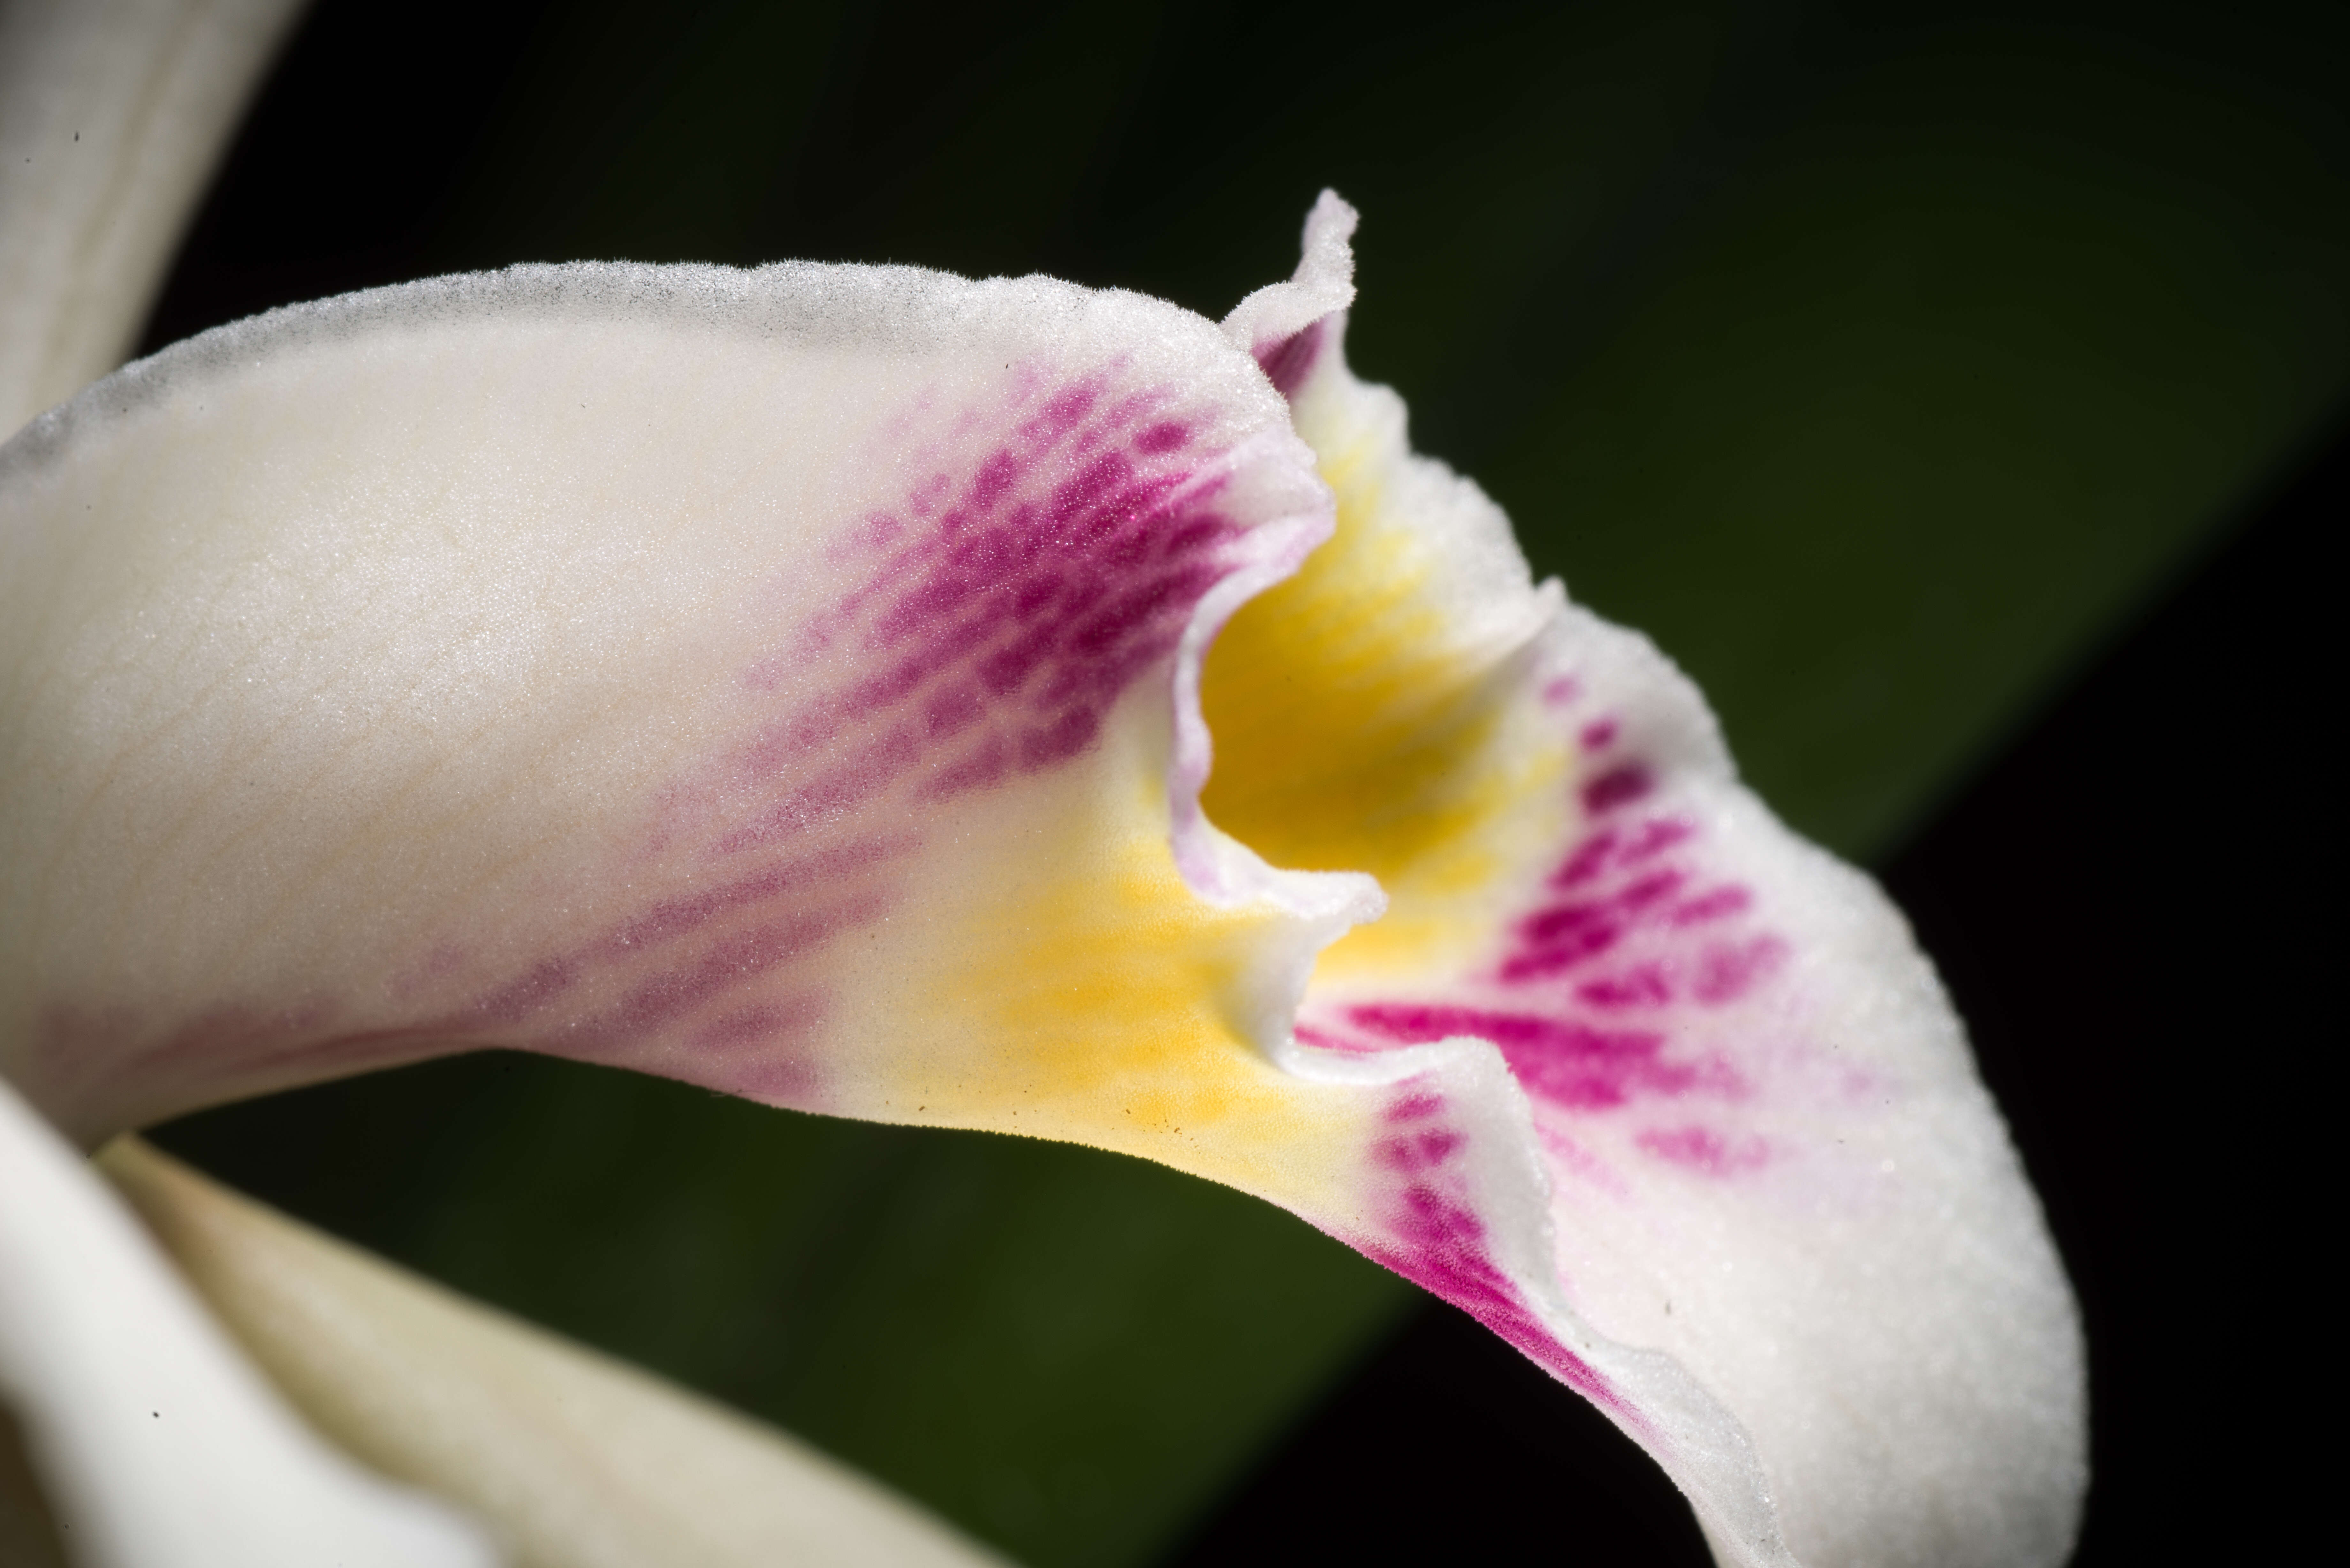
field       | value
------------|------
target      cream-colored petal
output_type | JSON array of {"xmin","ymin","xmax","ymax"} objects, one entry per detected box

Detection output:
[
  {"xmin": 0, "ymin": 0, "xmax": 308, "ymax": 430},
  {"xmin": 99, "ymin": 1138, "xmax": 1009, "ymax": 1568},
  {"xmin": 0, "ymin": 1076, "xmax": 495, "ymax": 1568}
]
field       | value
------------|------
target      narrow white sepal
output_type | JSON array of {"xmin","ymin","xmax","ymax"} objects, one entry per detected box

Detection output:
[
  {"xmin": 102, "ymin": 1140, "xmax": 1012, "ymax": 1568},
  {"xmin": 0, "ymin": 0, "xmax": 309, "ymax": 430},
  {"xmin": 0, "ymin": 1076, "xmax": 498, "ymax": 1568}
]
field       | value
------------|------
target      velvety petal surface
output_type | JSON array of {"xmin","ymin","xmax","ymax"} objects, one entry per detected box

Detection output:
[
  {"xmin": 1197, "ymin": 197, "xmax": 2084, "ymax": 1567},
  {"xmin": 0, "ymin": 214, "xmax": 2084, "ymax": 1568},
  {"xmin": 0, "ymin": 259, "xmax": 1362, "ymax": 1170},
  {"xmin": 0, "ymin": 1075, "xmax": 494, "ymax": 1567}
]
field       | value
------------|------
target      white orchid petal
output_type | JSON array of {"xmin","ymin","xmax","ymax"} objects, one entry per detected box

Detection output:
[
  {"xmin": 98, "ymin": 1137, "xmax": 1008, "ymax": 1568},
  {"xmin": 1196, "ymin": 196, "xmax": 2085, "ymax": 1566},
  {"xmin": 0, "ymin": 1075, "xmax": 495, "ymax": 1568},
  {"xmin": 0, "ymin": 209, "xmax": 2082, "ymax": 1567},
  {"xmin": 0, "ymin": 0, "xmax": 309, "ymax": 430},
  {"xmin": 0, "ymin": 261, "xmax": 1336, "ymax": 1148}
]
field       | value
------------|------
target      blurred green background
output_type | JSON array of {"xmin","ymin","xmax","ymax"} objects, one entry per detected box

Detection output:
[{"xmin": 144, "ymin": 2, "xmax": 2346, "ymax": 1563}]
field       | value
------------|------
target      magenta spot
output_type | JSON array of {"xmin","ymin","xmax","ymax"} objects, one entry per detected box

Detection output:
[
  {"xmin": 1375, "ymin": 1129, "xmax": 1464, "ymax": 1173},
  {"xmin": 1385, "ymin": 1089, "xmax": 1445, "ymax": 1122},
  {"xmin": 978, "ymin": 625, "xmax": 1055, "ymax": 695},
  {"xmin": 1550, "ymin": 828, "xmax": 1620, "ymax": 888},
  {"xmin": 1542, "ymin": 676, "xmax": 1581, "ymax": 706},
  {"xmin": 966, "ymin": 449, "xmax": 1023, "ymax": 510},
  {"xmin": 470, "ymin": 958, "xmax": 576, "ymax": 1026},
  {"xmin": 1637, "ymin": 1125, "xmax": 1768, "ymax": 1175},
  {"xmin": 1579, "ymin": 718, "xmax": 1618, "ymax": 750},
  {"xmin": 1075, "ymin": 564, "xmax": 1219, "ymax": 659},
  {"xmin": 739, "ymin": 702, "xmax": 852, "ymax": 782},
  {"xmin": 1693, "ymin": 937, "xmax": 1788, "ymax": 1005},
  {"xmin": 1346, "ymin": 1004, "xmax": 1693, "ymax": 1111},
  {"xmin": 1356, "ymin": 1215, "xmax": 1629, "ymax": 1416},
  {"xmin": 1160, "ymin": 513, "xmax": 1230, "ymax": 556},
  {"xmin": 1134, "ymin": 420, "xmax": 1190, "ymax": 454},
  {"xmin": 1623, "ymin": 815, "xmax": 1696, "ymax": 862},
  {"xmin": 908, "ymin": 472, "xmax": 951, "ymax": 517},
  {"xmin": 1522, "ymin": 898, "xmax": 1615, "ymax": 945},
  {"xmin": 844, "ymin": 651, "xmax": 933, "ymax": 708},
  {"xmin": 1502, "ymin": 909, "xmax": 1624, "ymax": 982},
  {"xmin": 1051, "ymin": 451, "xmax": 1136, "ymax": 521},
  {"xmin": 1032, "ymin": 384, "xmax": 1098, "ymax": 441},
  {"xmin": 1011, "ymin": 572, "xmax": 1064, "ymax": 620},
  {"xmin": 1669, "ymin": 885, "xmax": 1752, "ymax": 926},
  {"xmin": 1255, "ymin": 318, "xmax": 1327, "ymax": 398},
  {"xmin": 719, "ymin": 726, "xmax": 923, "ymax": 854},
  {"xmin": 1395, "ymin": 1181, "xmax": 1487, "ymax": 1248},
  {"xmin": 920, "ymin": 733, "xmax": 1010, "ymax": 798},
  {"xmin": 1575, "ymin": 965, "xmax": 1673, "ymax": 1009},
  {"xmin": 597, "ymin": 901, "xmax": 870, "ymax": 1037},
  {"xmin": 602, "ymin": 839, "xmax": 899, "ymax": 957},
  {"xmin": 692, "ymin": 995, "xmax": 823, "ymax": 1054},
  {"xmin": 1581, "ymin": 763, "xmax": 1653, "ymax": 815},
  {"xmin": 1550, "ymin": 817, "xmax": 1698, "ymax": 888},
  {"xmin": 922, "ymin": 682, "xmax": 985, "ymax": 739},
  {"xmin": 1503, "ymin": 876, "xmax": 1681, "ymax": 981},
  {"xmin": 725, "ymin": 1054, "xmax": 821, "ymax": 1104},
  {"xmin": 830, "ymin": 511, "xmax": 904, "ymax": 562},
  {"xmin": 1616, "ymin": 869, "xmax": 1687, "ymax": 911},
  {"xmin": 1019, "ymin": 706, "xmax": 1101, "ymax": 769}
]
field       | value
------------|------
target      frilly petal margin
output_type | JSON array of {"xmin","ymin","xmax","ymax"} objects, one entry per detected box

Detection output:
[
  {"xmin": 1197, "ymin": 196, "xmax": 2086, "ymax": 1566},
  {"xmin": 0, "ymin": 1075, "xmax": 495, "ymax": 1567}
]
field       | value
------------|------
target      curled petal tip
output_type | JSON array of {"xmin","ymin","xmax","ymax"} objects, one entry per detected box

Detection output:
[{"xmin": 1223, "ymin": 188, "xmax": 1359, "ymax": 377}]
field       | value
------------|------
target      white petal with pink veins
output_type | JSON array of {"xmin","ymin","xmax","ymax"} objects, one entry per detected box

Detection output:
[{"xmin": 1204, "ymin": 194, "xmax": 2085, "ymax": 1567}]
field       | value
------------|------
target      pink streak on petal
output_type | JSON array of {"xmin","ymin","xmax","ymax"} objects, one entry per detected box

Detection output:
[
  {"xmin": 1637, "ymin": 1125, "xmax": 1770, "ymax": 1175},
  {"xmin": 1350, "ymin": 1086, "xmax": 1637, "ymax": 1421},
  {"xmin": 33, "ymin": 367, "xmax": 1279, "ymax": 1134},
  {"xmin": 1255, "ymin": 319, "xmax": 1326, "ymax": 398},
  {"xmin": 1581, "ymin": 763, "xmax": 1654, "ymax": 815}
]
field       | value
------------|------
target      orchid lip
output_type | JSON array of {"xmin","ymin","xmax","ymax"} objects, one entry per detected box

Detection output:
[{"xmin": 0, "ymin": 159, "xmax": 2082, "ymax": 1564}]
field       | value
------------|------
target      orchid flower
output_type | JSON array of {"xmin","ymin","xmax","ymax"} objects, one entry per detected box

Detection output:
[{"xmin": 0, "ymin": 3, "xmax": 2085, "ymax": 1565}]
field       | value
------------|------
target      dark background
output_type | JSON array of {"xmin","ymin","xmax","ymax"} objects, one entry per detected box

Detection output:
[{"xmin": 133, "ymin": 2, "xmax": 2342, "ymax": 1563}]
